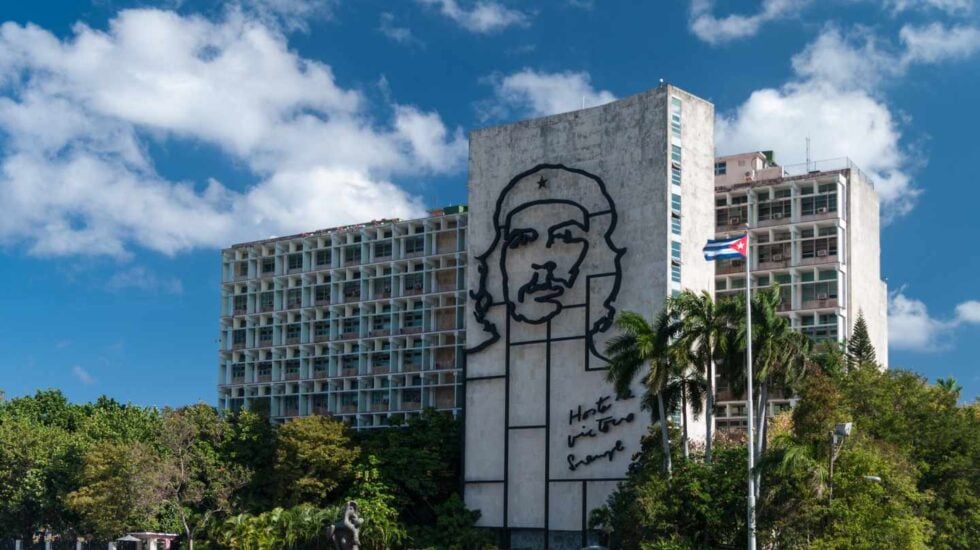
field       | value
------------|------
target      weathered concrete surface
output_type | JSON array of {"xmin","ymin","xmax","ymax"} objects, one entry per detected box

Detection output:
[{"xmin": 464, "ymin": 85, "xmax": 715, "ymax": 544}]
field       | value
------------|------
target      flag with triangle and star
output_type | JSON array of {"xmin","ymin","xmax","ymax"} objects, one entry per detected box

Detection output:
[{"xmin": 703, "ymin": 234, "xmax": 748, "ymax": 261}]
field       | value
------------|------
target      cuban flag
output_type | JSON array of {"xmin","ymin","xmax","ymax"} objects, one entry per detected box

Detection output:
[{"xmin": 703, "ymin": 234, "xmax": 748, "ymax": 261}]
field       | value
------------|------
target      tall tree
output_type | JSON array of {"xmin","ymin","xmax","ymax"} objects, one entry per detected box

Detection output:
[
  {"xmin": 661, "ymin": 356, "xmax": 708, "ymax": 460},
  {"xmin": 672, "ymin": 290, "xmax": 734, "ymax": 463},
  {"xmin": 847, "ymin": 311, "xmax": 877, "ymax": 369},
  {"xmin": 274, "ymin": 415, "xmax": 360, "ymax": 507},
  {"xmin": 66, "ymin": 441, "xmax": 163, "ymax": 540},
  {"xmin": 157, "ymin": 404, "xmax": 249, "ymax": 550},
  {"xmin": 605, "ymin": 308, "xmax": 681, "ymax": 474}
]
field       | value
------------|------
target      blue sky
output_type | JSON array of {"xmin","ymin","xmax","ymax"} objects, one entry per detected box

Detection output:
[{"xmin": 1, "ymin": 0, "xmax": 979, "ymax": 406}]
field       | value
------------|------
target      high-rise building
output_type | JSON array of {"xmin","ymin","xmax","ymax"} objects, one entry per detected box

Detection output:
[
  {"xmin": 711, "ymin": 152, "xmax": 888, "ymax": 430},
  {"xmin": 463, "ymin": 85, "xmax": 717, "ymax": 548},
  {"xmin": 217, "ymin": 206, "xmax": 468, "ymax": 428}
]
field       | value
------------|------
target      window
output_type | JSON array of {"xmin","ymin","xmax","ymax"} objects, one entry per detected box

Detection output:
[
  {"xmin": 404, "ymin": 311, "xmax": 423, "ymax": 328},
  {"xmin": 259, "ymin": 292, "xmax": 274, "ymax": 311},
  {"xmin": 714, "ymin": 162, "xmax": 727, "ymax": 176},
  {"xmin": 671, "ymin": 241, "xmax": 681, "ymax": 261},
  {"xmin": 374, "ymin": 241, "xmax": 392, "ymax": 259},
  {"xmin": 671, "ymin": 216, "xmax": 681, "ymax": 236},
  {"xmin": 671, "ymin": 193, "xmax": 682, "ymax": 212},
  {"xmin": 342, "ymin": 318, "xmax": 360, "ymax": 335},
  {"xmin": 314, "ymin": 321, "xmax": 329, "ymax": 338},
  {"xmin": 233, "ymin": 295, "xmax": 247, "ymax": 312},
  {"xmin": 232, "ymin": 330, "xmax": 246, "ymax": 345},
  {"xmin": 343, "ymin": 282, "xmax": 360, "ymax": 300},
  {"xmin": 315, "ymin": 285, "xmax": 330, "ymax": 303},
  {"xmin": 405, "ymin": 236, "xmax": 425, "ymax": 255},
  {"xmin": 671, "ymin": 166, "xmax": 682, "ymax": 185},
  {"xmin": 315, "ymin": 249, "xmax": 331, "ymax": 266},
  {"xmin": 261, "ymin": 258, "xmax": 275, "ymax": 274},
  {"xmin": 671, "ymin": 264, "xmax": 681, "ymax": 283},
  {"xmin": 286, "ymin": 324, "xmax": 301, "ymax": 340},
  {"xmin": 670, "ymin": 98, "xmax": 682, "ymax": 138},
  {"xmin": 288, "ymin": 253, "xmax": 302, "ymax": 270},
  {"xmin": 405, "ymin": 273, "xmax": 423, "ymax": 291},
  {"xmin": 258, "ymin": 327, "xmax": 273, "ymax": 343},
  {"xmin": 234, "ymin": 262, "xmax": 247, "ymax": 277},
  {"xmin": 671, "ymin": 145, "xmax": 682, "ymax": 163},
  {"xmin": 286, "ymin": 289, "xmax": 301, "ymax": 308},
  {"xmin": 345, "ymin": 246, "xmax": 362, "ymax": 264}
]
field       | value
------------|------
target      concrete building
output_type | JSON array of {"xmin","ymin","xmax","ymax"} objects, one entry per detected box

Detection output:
[
  {"xmin": 217, "ymin": 206, "xmax": 468, "ymax": 428},
  {"xmin": 711, "ymin": 152, "xmax": 888, "ymax": 430},
  {"xmin": 463, "ymin": 85, "xmax": 716, "ymax": 549}
]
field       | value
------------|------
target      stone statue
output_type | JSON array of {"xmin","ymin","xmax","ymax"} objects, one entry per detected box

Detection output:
[{"xmin": 326, "ymin": 500, "xmax": 364, "ymax": 550}]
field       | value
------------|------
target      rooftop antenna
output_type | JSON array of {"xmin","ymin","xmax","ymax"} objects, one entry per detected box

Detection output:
[{"xmin": 806, "ymin": 137, "xmax": 811, "ymax": 172}]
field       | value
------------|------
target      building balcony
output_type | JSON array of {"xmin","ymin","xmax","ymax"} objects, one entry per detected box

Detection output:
[
  {"xmin": 260, "ymin": 305, "xmax": 274, "ymax": 313},
  {"xmin": 311, "ymin": 405, "xmax": 331, "ymax": 416},
  {"xmin": 400, "ymin": 326, "xmax": 423, "ymax": 335},
  {"xmin": 371, "ymin": 366, "xmax": 390, "ymax": 375},
  {"xmin": 403, "ymin": 363, "xmax": 422, "ymax": 373},
  {"xmin": 340, "ymin": 331, "xmax": 360, "ymax": 340},
  {"xmin": 369, "ymin": 329, "xmax": 391, "ymax": 337},
  {"xmin": 801, "ymin": 298, "xmax": 839, "ymax": 310},
  {"xmin": 232, "ymin": 342, "xmax": 245, "ymax": 350},
  {"xmin": 315, "ymin": 298, "xmax": 331, "ymax": 306},
  {"xmin": 231, "ymin": 376, "xmax": 245, "ymax": 384},
  {"xmin": 341, "ymin": 367, "xmax": 359, "ymax": 377},
  {"xmin": 286, "ymin": 301, "xmax": 302, "ymax": 309},
  {"xmin": 370, "ymin": 402, "xmax": 390, "ymax": 412},
  {"xmin": 401, "ymin": 400, "xmax": 421, "ymax": 411},
  {"xmin": 312, "ymin": 368, "xmax": 328, "ymax": 379},
  {"xmin": 716, "ymin": 263, "xmax": 745, "ymax": 275},
  {"xmin": 404, "ymin": 286, "xmax": 424, "ymax": 296},
  {"xmin": 800, "ymin": 210, "xmax": 837, "ymax": 222},
  {"xmin": 257, "ymin": 375, "xmax": 272, "ymax": 383},
  {"xmin": 233, "ymin": 308, "xmax": 247, "ymax": 316},
  {"xmin": 285, "ymin": 372, "xmax": 300, "ymax": 381},
  {"xmin": 340, "ymin": 404, "xmax": 358, "ymax": 413},
  {"xmin": 798, "ymin": 253, "xmax": 837, "ymax": 266},
  {"xmin": 314, "ymin": 334, "xmax": 331, "ymax": 343},
  {"xmin": 757, "ymin": 259, "xmax": 790, "ymax": 270},
  {"xmin": 281, "ymin": 408, "xmax": 299, "ymax": 417},
  {"xmin": 285, "ymin": 337, "xmax": 300, "ymax": 345},
  {"xmin": 343, "ymin": 293, "xmax": 361, "ymax": 303}
]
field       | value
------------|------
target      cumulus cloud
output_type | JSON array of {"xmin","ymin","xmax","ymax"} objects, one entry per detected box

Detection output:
[
  {"xmin": 0, "ymin": 9, "xmax": 465, "ymax": 257},
  {"xmin": 689, "ymin": 0, "xmax": 808, "ymax": 45},
  {"xmin": 417, "ymin": 0, "xmax": 529, "ymax": 34},
  {"xmin": 72, "ymin": 365, "xmax": 96, "ymax": 385},
  {"xmin": 106, "ymin": 266, "xmax": 184, "ymax": 294},
  {"xmin": 482, "ymin": 69, "xmax": 616, "ymax": 119},
  {"xmin": 900, "ymin": 23, "xmax": 980, "ymax": 64},
  {"xmin": 888, "ymin": 291, "xmax": 980, "ymax": 351},
  {"xmin": 719, "ymin": 22, "xmax": 980, "ymax": 220}
]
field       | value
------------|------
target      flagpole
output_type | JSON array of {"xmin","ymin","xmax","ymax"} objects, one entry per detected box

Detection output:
[{"xmin": 745, "ymin": 226, "xmax": 757, "ymax": 550}]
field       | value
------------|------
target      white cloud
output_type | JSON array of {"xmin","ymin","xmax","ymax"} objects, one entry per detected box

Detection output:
[
  {"xmin": 900, "ymin": 23, "xmax": 980, "ymax": 64},
  {"xmin": 484, "ymin": 69, "xmax": 616, "ymax": 119},
  {"xmin": 717, "ymin": 80, "xmax": 919, "ymax": 219},
  {"xmin": 106, "ymin": 266, "xmax": 184, "ymax": 294},
  {"xmin": 955, "ymin": 300, "xmax": 980, "ymax": 323},
  {"xmin": 888, "ymin": 291, "xmax": 980, "ymax": 351},
  {"xmin": 72, "ymin": 365, "xmax": 96, "ymax": 385},
  {"xmin": 236, "ymin": 0, "xmax": 336, "ymax": 32},
  {"xmin": 418, "ymin": 0, "xmax": 529, "ymax": 34},
  {"xmin": 689, "ymin": 0, "xmax": 807, "ymax": 45},
  {"xmin": 885, "ymin": 0, "xmax": 974, "ymax": 15},
  {"xmin": 0, "ymin": 9, "xmax": 465, "ymax": 257},
  {"xmin": 378, "ymin": 12, "xmax": 421, "ymax": 46}
]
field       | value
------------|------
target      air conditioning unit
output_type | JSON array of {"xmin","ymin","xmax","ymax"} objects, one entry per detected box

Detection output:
[
  {"xmin": 729, "ymin": 217, "xmax": 741, "ymax": 225},
  {"xmin": 817, "ymin": 207, "xmax": 828, "ymax": 214},
  {"xmin": 817, "ymin": 293, "xmax": 829, "ymax": 300},
  {"xmin": 772, "ymin": 254, "xmax": 783, "ymax": 261},
  {"xmin": 817, "ymin": 249, "xmax": 828, "ymax": 257}
]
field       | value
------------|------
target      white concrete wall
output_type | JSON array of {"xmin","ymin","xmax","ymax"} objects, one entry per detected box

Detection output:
[
  {"xmin": 464, "ymin": 85, "xmax": 715, "ymax": 540},
  {"xmin": 846, "ymin": 169, "xmax": 889, "ymax": 367}
]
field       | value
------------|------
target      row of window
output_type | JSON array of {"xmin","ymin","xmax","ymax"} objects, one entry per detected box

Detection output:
[{"xmin": 670, "ymin": 97, "xmax": 683, "ymax": 285}]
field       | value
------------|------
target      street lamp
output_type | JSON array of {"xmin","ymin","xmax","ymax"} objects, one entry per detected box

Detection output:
[{"xmin": 828, "ymin": 422, "xmax": 852, "ymax": 505}]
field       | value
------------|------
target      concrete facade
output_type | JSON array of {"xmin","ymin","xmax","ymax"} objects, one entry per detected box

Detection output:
[
  {"xmin": 217, "ymin": 207, "xmax": 467, "ymax": 428},
  {"xmin": 712, "ymin": 153, "xmax": 888, "ymax": 430},
  {"xmin": 463, "ymin": 85, "xmax": 716, "ymax": 548}
]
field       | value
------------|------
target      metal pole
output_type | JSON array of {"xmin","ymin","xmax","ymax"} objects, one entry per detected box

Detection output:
[{"xmin": 745, "ymin": 228, "xmax": 757, "ymax": 550}]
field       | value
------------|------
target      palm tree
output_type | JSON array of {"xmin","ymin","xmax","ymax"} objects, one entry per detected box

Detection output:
[
  {"xmin": 672, "ymin": 289, "xmax": 735, "ymax": 463},
  {"xmin": 605, "ymin": 307, "xmax": 681, "ymax": 474},
  {"xmin": 730, "ymin": 287, "xmax": 813, "ymax": 497},
  {"xmin": 661, "ymin": 354, "xmax": 708, "ymax": 460}
]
